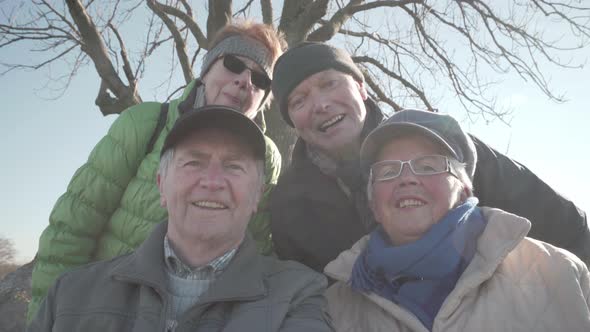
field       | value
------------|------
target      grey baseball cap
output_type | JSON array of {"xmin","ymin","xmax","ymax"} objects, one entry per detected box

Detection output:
[
  {"xmin": 360, "ymin": 109, "xmax": 477, "ymax": 179},
  {"xmin": 161, "ymin": 105, "xmax": 266, "ymax": 160}
]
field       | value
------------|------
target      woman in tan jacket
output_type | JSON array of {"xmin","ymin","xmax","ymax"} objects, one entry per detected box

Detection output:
[{"xmin": 325, "ymin": 109, "xmax": 590, "ymax": 332}]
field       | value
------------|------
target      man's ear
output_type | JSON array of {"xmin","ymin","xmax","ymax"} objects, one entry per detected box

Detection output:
[
  {"xmin": 357, "ymin": 80, "xmax": 368, "ymax": 101},
  {"xmin": 251, "ymin": 183, "xmax": 265, "ymax": 214},
  {"xmin": 157, "ymin": 172, "xmax": 167, "ymax": 207}
]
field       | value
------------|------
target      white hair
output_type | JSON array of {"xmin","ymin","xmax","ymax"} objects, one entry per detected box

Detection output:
[{"xmin": 159, "ymin": 148, "xmax": 175, "ymax": 177}]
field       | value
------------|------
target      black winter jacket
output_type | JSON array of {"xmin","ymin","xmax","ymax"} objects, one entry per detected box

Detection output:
[{"xmin": 270, "ymin": 101, "xmax": 589, "ymax": 272}]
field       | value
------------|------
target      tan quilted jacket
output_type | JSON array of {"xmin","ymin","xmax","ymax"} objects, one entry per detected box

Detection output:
[{"xmin": 325, "ymin": 207, "xmax": 590, "ymax": 332}]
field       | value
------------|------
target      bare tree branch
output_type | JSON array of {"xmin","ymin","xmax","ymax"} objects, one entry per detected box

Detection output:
[
  {"xmin": 39, "ymin": 0, "xmax": 80, "ymax": 38},
  {"xmin": 363, "ymin": 70, "xmax": 402, "ymax": 111},
  {"xmin": 261, "ymin": 0, "xmax": 273, "ymax": 25},
  {"xmin": 0, "ymin": 43, "xmax": 78, "ymax": 75},
  {"xmin": 65, "ymin": 0, "xmax": 140, "ymax": 114},
  {"xmin": 167, "ymin": 83, "xmax": 188, "ymax": 102},
  {"xmin": 150, "ymin": 0, "xmax": 208, "ymax": 48},
  {"xmin": 235, "ymin": 0, "xmax": 256, "ymax": 18},
  {"xmin": 279, "ymin": 0, "xmax": 329, "ymax": 44},
  {"xmin": 207, "ymin": 0, "xmax": 232, "ymax": 42},
  {"xmin": 107, "ymin": 23, "xmax": 135, "ymax": 90},
  {"xmin": 308, "ymin": 0, "xmax": 364, "ymax": 41},
  {"xmin": 349, "ymin": 0, "xmax": 422, "ymax": 13},
  {"xmin": 354, "ymin": 55, "xmax": 434, "ymax": 111},
  {"xmin": 147, "ymin": 0, "xmax": 194, "ymax": 83},
  {"xmin": 2, "ymin": 0, "xmax": 589, "ymax": 156}
]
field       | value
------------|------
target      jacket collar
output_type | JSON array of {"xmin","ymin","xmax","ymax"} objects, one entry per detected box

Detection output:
[
  {"xmin": 177, "ymin": 79, "xmax": 204, "ymax": 115},
  {"xmin": 110, "ymin": 222, "xmax": 169, "ymax": 291},
  {"xmin": 110, "ymin": 222, "xmax": 268, "ymax": 302},
  {"xmin": 198, "ymin": 234, "xmax": 267, "ymax": 303},
  {"xmin": 436, "ymin": 207, "xmax": 530, "ymax": 319},
  {"xmin": 324, "ymin": 234, "xmax": 369, "ymax": 283}
]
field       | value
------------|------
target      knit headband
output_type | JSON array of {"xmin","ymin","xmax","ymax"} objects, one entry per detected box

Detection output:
[{"xmin": 200, "ymin": 35, "xmax": 274, "ymax": 79}]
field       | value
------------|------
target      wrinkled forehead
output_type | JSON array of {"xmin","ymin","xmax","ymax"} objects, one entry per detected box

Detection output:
[
  {"xmin": 289, "ymin": 69, "xmax": 351, "ymax": 97},
  {"xmin": 176, "ymin": 127, "xmax": 259, "ymax": 161}
]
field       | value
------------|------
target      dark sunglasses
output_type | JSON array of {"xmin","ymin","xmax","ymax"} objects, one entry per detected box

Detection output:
[{"xmin": 222, "ymin": 54, "xmax": 271, "ymax": 91}]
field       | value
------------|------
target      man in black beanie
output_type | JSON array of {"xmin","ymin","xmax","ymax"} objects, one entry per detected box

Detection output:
[{"xmin": 269, "ymin": 41, "xmax": 589, "ymax": 273}]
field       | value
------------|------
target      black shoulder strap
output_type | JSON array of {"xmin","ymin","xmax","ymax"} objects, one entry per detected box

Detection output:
[{"xmin": 146, "ymin": 102, "xmax": 169, "ymax": 155}]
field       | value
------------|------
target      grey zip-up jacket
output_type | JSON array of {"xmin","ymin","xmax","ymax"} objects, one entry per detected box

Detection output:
[{"xmin": 27, "ymin": 222, "xmax": 334, "ymax": 332}]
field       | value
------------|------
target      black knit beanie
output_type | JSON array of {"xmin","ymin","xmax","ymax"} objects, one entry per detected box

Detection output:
[{"xmin": 271, "ymin": 42, "xmax": 364, "ymax": 127}]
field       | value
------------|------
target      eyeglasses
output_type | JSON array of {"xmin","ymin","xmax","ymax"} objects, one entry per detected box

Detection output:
[
  {"xmin": 222, "ymin": 54, "xmax": 271, "ymax": 91},
  {"xmin": 370, "ymin": 155, "xmax": 457, "ymax": 182}
]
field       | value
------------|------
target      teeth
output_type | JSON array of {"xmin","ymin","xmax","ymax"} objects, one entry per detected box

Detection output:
[
  {"xmin": 193, "ymin": 201, "xmax": 227, "ymax": 209},
  {"xmin": 398, "ymin": 199, "xmax": 425, "ymax": 208},
  {"xmin": 319, "ymin": 115, "xmax": 344, "ymax": 131}
]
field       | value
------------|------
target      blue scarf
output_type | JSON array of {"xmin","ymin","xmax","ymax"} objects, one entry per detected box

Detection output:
[{"xmin": 350, "ymin": 197, "xmax": 486, "ymax": 330}]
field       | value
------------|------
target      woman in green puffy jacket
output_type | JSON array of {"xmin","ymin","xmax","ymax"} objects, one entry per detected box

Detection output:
[{"xmin": 28, "ymin": 21, "xmax": 287, "ymax": 321}]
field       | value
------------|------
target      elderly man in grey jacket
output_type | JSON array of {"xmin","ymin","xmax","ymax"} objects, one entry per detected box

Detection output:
[{"xmin": 28, "ymin": 105, "xmax": 334, "ymax": 332}]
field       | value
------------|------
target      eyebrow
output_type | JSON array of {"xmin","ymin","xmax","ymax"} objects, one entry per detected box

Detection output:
[{"xmin": 180, "ymin": 149, "xmax": 253, "ymax": 162}]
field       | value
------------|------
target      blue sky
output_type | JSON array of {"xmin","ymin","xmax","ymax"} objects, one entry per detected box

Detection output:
[{"xmin": 1, "ymin": 5, "xmax": 589, "ymax": 263}]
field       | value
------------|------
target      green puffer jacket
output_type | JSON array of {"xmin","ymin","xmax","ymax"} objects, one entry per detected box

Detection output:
[{"xmin": 28, "ymin": 80, "xmax": 282, "ymax": 321}]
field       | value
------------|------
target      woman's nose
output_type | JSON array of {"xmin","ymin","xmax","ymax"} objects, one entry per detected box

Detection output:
[
  {"xmin": 234, "ymin": 69, "xmax": 253, "ymax": 89},
  {"xmin": 397, "ymin": 163, "xmax": 419, "ymax": 186}
]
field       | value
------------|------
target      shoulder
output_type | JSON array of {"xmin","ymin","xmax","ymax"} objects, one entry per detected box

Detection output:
[
  {"xmin": 51, "ymin": 254, "xmax": 133, "ymax": 295},
  {"xmin": 262, "ymin": 135, "xmax": 282, "ymax": 182},
  {"xmin": 258, "ymin": 255, "xmax": 328, "ymax": 290},
  {"xmin": 325, "ymin": 282, "xmax": 386, "ymax": 332},
  {"xmin": 263, "ymin": 135, "xmax": 281, "ymax": 165},
  {"xmin": 274, "ymin": 154, "xmax": 322, "ymax": 193},
  {"xmin": 470, "ymin": 207, "xmax": 587, "ymax": 283},
  {"xmin": 479, "ymin": 210, "xmax": 588, "ymax": 292},
  {"xmin": 263, "ymin": 135, "xmax": 279, "ymax": 153},
  {"xmin": 477, "ymin": 234, "xmax": 590, "ymax": 320},
  {"xmin": 508, "ymin": 237, "xmax": 588, "ymax": 277},
  {"xmin": 269, "ymin": 164, "xmax": 315, "ymax": 214},
  {"xmin": 107, "ymin": 102, "xmax": 163, "ymax": 138},
  {"xmin": 325, "ymin": 281, "xmax": 367, "ymax": 311},
  {"xmin": 115, "ymin": 101, "xmax": 162, "ymax": 123},
  {"xmin": 260, "ymin": 255, "xmax": 326, "ymax": 280}
]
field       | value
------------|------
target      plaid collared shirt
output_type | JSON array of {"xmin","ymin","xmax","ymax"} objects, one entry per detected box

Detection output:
[{"xmin": 163, "ymin": 236, "xmax": 236, "ymax": 280}]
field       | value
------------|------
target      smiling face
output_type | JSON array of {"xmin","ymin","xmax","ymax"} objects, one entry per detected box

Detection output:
[
  {"xmin": 201, "ymin": 55, "xmax": 268, "ymax": 119},
  {"xmin": 157, "ymin": 128, "xmax": 263, "ymax": 250},
  {"xmin": 369, "ymin": 135, "xmax": 468, "ymax": 246},
  {"xmin": 287, "ymin": 69, "xmax": 368, "ymax": 160}
]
